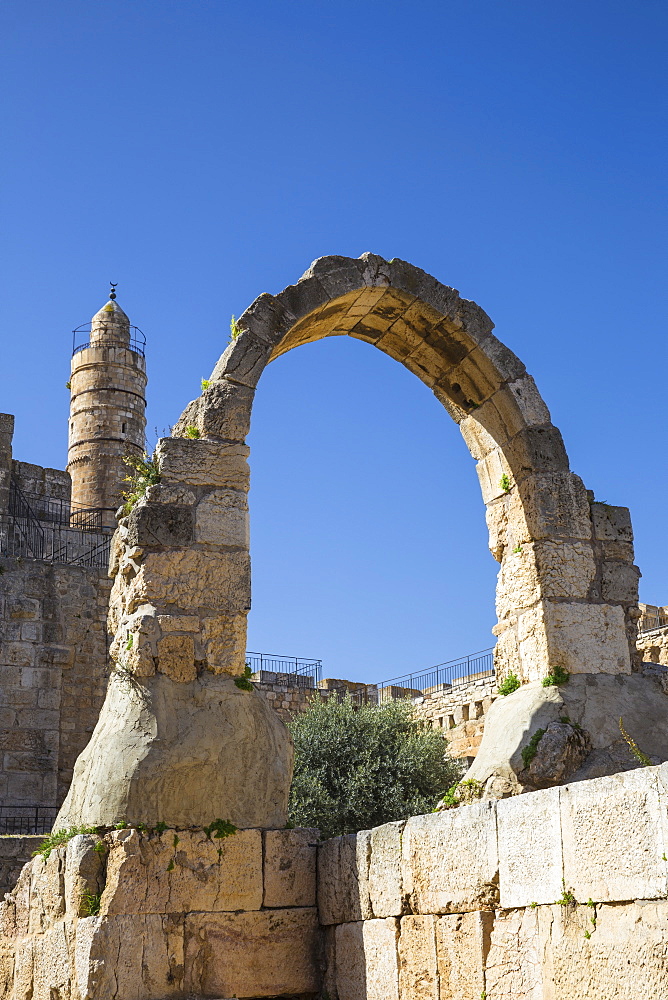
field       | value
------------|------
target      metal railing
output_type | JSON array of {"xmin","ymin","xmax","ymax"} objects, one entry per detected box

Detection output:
[
  {"xmin": 377, "ymin": 647, "xmax": 495, "ymax": 702},
  {"xmin": 638, "ymin": 616, "xmax": 668, "ymax": 635},
  {"xmin": 14, "ymin": 491, "xmax": 104, "ymax": 531},
  {"xmin": 0, "ymin": 805, "xmax": 58, "ymax": 836},
  {"xmin": 72, "ymin": 322, "xmax": 146, "ymax": 357},
  {"xmin": 246, "ymin": 652, "xmax": 322, "ymax": 688}
]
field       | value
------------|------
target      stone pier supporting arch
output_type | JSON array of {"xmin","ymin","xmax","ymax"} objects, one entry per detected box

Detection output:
[{"xmin": 57, "ymin": 254, "xmax": 641, "ymax": 827}]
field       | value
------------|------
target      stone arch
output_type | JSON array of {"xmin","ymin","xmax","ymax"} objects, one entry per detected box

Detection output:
[
  {"xmin": 171, "ymin": 253, "xmax": 639, "ymax": 684},
  {"xmin": 55, "ymin": 254, "xmax": 642, "ymax": 829}
]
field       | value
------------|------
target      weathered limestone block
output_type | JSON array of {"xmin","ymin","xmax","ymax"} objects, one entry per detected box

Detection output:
[
  {"xmin": 334, "ymin": 918, "xmax": 400, "ymax": 1000},
  {"xmin": 28, "ymin": 849, "xmax": 65, "ymax": 933},
  {"xmin": 522, "ymin": 721, "xmax": 591, "ymax": 787},
  {"xmin": 318, "ymin": 830, "xmax": 372, "ymax": 925},
  {"xmin": 129, "ymin": 548, "xmax": 250, "ymax": 614},
  {"xmin": 184, "ymin": 907, "xmax": 321, "ymax": 998},
  {"xmin": 126, "ymin": 501, "xmax": 194, "ymax": 548},
  {"xmin": 533, "ymin": 540, "xmax": 597, "ymax": 599},
  {"xmin": 547, "ymin": 899, "xmax": 668, "ymax": 998},
  {"xmin": 436, "ymin": 911, "xmax": 491, "ymax": 1000},
  {"xmin": 560, "ymin": 767, "xmax": 668, "ymax": 902},
  {"xmin": 101, "ymin": 828, "xmax": 263, "ymax": 914},
  {"xmin": 64, "ymin": 834, "xmax": 105, "ymax": 917},
  {"xmin": 368, "ymin": 820, "xmax": 404, "ymax": 918},
  {"xmin": 174, "ymin": 379, "xmax": 255, "ymax": 442},
  {"xmin": 590, "ymin": 501, "xmax": 633, "ymax": 542},
  {"xmin": 156, "ymin": 633, "xmax": 196, "ymax": 682},
  {"xmin": 398, "ymin": 914, "xmax": 439, "ymax": 1000},
  {"xmin": 54, "ymin": 670, "xmax": 293, "ymax": 829},
  {"xmin": 201, "ymin": 613, "xmax": 247, "ymax": 674},
  {"xmin": 601, "ymin": 558, "xmax": 640, "ymax": 603},
  {"xmin": 156, "ymin": 436, "xmax": 251, "ymax": 490},
  {"xmin": 497, "ymin": 787, "xmax": 563, "ymax": 907},
  {"xmin": 484, "ymin": 906, "xmax": 544, "ymax": 999},
  {"xmin": 74, "ymin": 912, "xmax": 185, "ymax": 1000},
  {"xmin": 195, "ymin": 488, "xmax": 249, "ymax": 547},
  {"xmin": 263, "ymin": 828, "xmax": 318, "ymax": 908},
  {"xmin": 517, "ymin": 601, "xmax": 631, "ymax": 678},
  {"xmin": 402, "ymin": 803, "xmax": 498, "ymax": 914}
]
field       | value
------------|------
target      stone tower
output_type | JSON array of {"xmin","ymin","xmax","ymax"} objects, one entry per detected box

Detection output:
[{"xmin": 67, "ymin": 287, "xmax": 147, "ymax": 529}]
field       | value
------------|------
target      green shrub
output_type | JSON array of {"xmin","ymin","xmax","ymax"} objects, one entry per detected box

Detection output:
[
  {"xmin": 287, "ymin": 696, "xmax": 462, "ymax": 839},
  {"xmin": 184, "ymin": 425, "xmax": 200, "ymax": 439},
  {"xmin": 33, "ymin": 826, "xmax": 101, "ymax": 860},
  {"xmin": 542, "ymin": 665, "xmax": 570, "ymax": 687},
  {"xmin": 201, "ymin": 378, "xmax": 211, "ymax": 391},
  {"xmin": 121, "ymin": 452, "xmax": 161, "ymax": 515},
  {"xmin": 234, "ymin": 663, "xmax": 254, "ymax": 691},
  {"xmin": 498, "ymin": 672, "xmax": 520, "ymax": 696},
  {"xmin": 521, "ymin": 728, "xmax": 546, "ymax": 768}
]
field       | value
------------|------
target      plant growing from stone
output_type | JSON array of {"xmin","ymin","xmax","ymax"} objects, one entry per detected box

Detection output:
[
  {"xmin": 184, "ymin": 425, "xmax": 200, "ymax": 439},
  {"xmin": 203, "ymin": 819, "xmax": 237, "ymax": 840},
  {"xmin": 438, "ymin": 777, "xmax": 484, "ymax": 810},
  {"xmin": 287, "ymin": 695, "xmax": 462, "ymax": 839},
  {"xmin": 234, "ymin": 663, "xmax": 254, "ymax": 691},
  {"xmin": 499, "ymin": 474, "xmax": 511, "ymax": 493},
  {"xmin": 542, "ymin": 665, "xmax": 570, "ymax": 687},
  {"xmin": 497, "ymin": 672, "xmax": 520, "ymax": 696},
  {"xmin": 201, "ymin": 378, "xmax": 211, "ymax": 391},
  {"xmin": 121, "ymin": 451, "xmax": 161, "ymax": 514},
  {"xmin": 229, "ymin": 315, "xmax": 242, "ymax": 342},
  {"xmin": 619, "ymin": 717, "xmax": 652, "ymax": 766},
  {"xmin": 521, "ymin": 728, "xmax": 546, "ymax": 768},
  {"xmin": 32, "ymin": 826, "xmax": 101, "ymax": 860},
  {"xmin": 81, "ymin": 890, "xmax": 102, "ymax": 916}
]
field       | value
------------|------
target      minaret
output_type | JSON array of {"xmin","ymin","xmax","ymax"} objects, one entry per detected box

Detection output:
[{"xmin": 67, "ymin": 285, "xmax": 147, "ymax": 529}]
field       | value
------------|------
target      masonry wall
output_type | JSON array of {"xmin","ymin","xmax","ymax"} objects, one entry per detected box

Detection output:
[
  {"xmin": 318, "ymin": 764, "xmax": 668, "ymax": 1000},
  {"xmin": 0, "ymin": 556, "xmax": 110, "ymax": 809}
]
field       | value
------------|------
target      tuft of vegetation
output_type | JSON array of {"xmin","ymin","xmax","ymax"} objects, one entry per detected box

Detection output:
[
  {"xmin": 499, "ymin": 474, "xmax": 512, "ymax": 493},
  {"xmin": 173, "ymin": 834, "xmax": 180, "ymax": 849},
  {"xmin": 201, "ymin": 378, "xmax": 211, "ymax": 391},
  {"xmin": 166, "ymin": 858, "xmax": 175, "ymax": 872},
  {"xmin": 542, "ymin": 665, "xmax": 570, "ymax": 687},
  {"xmin": 65, "ymin": 380, "xmax": 71, "ymax": 390},
  {"xmin": 203, "ymin": 819, "xmax": 237, "ymax": 841},
  {"xmin": 229, "ymin": 315, "xmax": 242, "ymax": 342},
  {"xmin": 439, "ymin": 778, "xmax": 484, "ymax": 811},
  {"xmin": 498, "ymin": 672, "xmax": 521, "ymax": 697},
  {"xmin": 555, "ymin": 879, "xmax": 577, "ymax": 906},
  {"xmin": 512, "ymin": 544, "xmax": 523, "ymax": 554},
  {"xmin": 234, "ymin": 663, "xmax": 254, "ymax": 692},
  {"xmin": 521, "ymin": 728, "xmax": 546, "ymax": 769},
  {"xmin": 121, "ymin": 452, "xmax": 161, "ymax": 515},
  {"xmin": 287, "ymin": 696, "xmax": 462, "ymax": 840},
  {"xmin": 81, "ymin": 890, "xmax": 102, "ymax": 916},
  {"xmin": 33, "ymin": 826, "xmax": 100, "ymax": 860},
  {"xmin": 184, "ymin": 425, "xmax": 200, "ymax": 439},
  {"xmin": 619, "ymin": 717, "xmax": 652, "ymax": 766},
  {"xmin": 529, "ymin": 901, "xmax": 538, "ymax": 909},
  {"xmin": 153, "ymin": 821, "xmax": 168, "ymax": 834}
]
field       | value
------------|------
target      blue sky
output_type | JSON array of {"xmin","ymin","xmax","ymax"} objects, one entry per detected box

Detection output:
[{"xmin": 1, "ymin": 1, "xmax": 666, "ymax": 684}]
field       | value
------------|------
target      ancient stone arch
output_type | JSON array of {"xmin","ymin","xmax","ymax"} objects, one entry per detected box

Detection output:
[
  {"xmin": 56, "ymin": 254, "xmax": 641, "ymax": 828},
  {"xmin": 175, "ymin": 252, "xmax": 640, "ymax": 683}
]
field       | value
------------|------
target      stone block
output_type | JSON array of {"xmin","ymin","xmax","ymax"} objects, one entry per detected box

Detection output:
[
  {"xmin": 533, "ymin": 540, "xmax": 597, "ymax": 600},
  {"xmin": 126, "ymin": 501, "xmax": 194, "ymax": 548},
  {"xmin": 484, "ymin": 906, "xmax": 544, "ymax": 998},
  {"xmin": 368, "ymin": 820, "xmax": 404, "ymax": 917},
  {"xmin": 560, "ymin": 768, "xmax": 668, "ymax": 902},
  {"xmin": 74, "ymin": 912, "xmax": 185, "ymax": 999},
  {"xmin": 195, "ymin": 488, "xmax": 249, "ymax": 547},
  {"xmin": 209, "ymin": 332, "xmax": 273, "ymax": 388},
  {"xmin": 517, "ymin": 471, "xmax": 592, "ymax": 541},
  {"xmin": 132, "ymin": 548, "xmax": 250, "ymax": 613},
  {"xmin": 402, "ymin": 803, "xmax": 498, "ymax": 914},
  {"xmin": 202, "ymin": 613, "xmax": 246, "ymax": 674},
  {"xmin": 497, "ymin": 787, "xmax": 563, "ymax": 907},
  {"xmin": 590, "ymin": 502, "xmax": 633, "ymax": 542},
  {"xmin": 398, "ymin": 914, "xmax": 439, "ymax": 1000},
  {"xmin": 335, "ymin": 918, "xmax": 400, "ymax": 1000},
  {"xmin": 102, "ymin": 827, "xmax": 263, "ymax": 914},
  {"xmin": 601, "ymin": 559, "xmax": 640, "ymax": 603},
  {"xmin": 436, "ymin": 911, "xmax": 491, "ymax": 1000},
  {"xmin": 318, "ymin": 831, "xmax": 372, "ymax": 924},
  {"xmin": 506, "ymin": 425, "xmax": 570, "ymax": 477},
  {"xmin": 156, "ymin": 437, "xmax": 250, "ymax": 490},
  {"xmin": 517, "ymin": 601, "xmax": 631, "ymax": 679},
  {"xmin": 198, "ymin": 379, "xmax": 255, "ymax": 441},
  {"xmin": 263, "ymin": 827, "xmax": 318, "ymax": 908},
  {"xmin": 184, "ymin": 907, "xmax": 321, "ymax": 998},
  {"xmin": 156, "ymin": 634, "xmax": 196, "ymax": 682}
]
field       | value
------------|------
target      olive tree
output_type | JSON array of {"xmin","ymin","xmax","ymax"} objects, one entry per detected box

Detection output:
[{"xmin": 287, "ymin": 695, "xmax": 462, "ymax": 840}]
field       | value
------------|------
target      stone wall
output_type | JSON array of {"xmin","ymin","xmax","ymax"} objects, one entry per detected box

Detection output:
[
  {"xmin": 412, "ymin": 673, "xmax": 497, "ymax": 759},
  {"xmin": 318, "ymin": 763, "xmax": 668, "ymax": 999},
  {"xmin": 0, "ymin": 555, "xmax": 110, "ymax": 809},
  {"xmin": 0, "ymin": 826, "xmax": 322, "ymax": 999},
  {"xmin": 0, "ymin": 838, "xmax": 41, "ymax": 900},
  {"xmin": 637, "ymin": 624, "xmax": 668, "ymax": 667}
]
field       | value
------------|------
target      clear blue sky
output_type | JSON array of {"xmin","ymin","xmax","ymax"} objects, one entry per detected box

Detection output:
[{"xmin": 1, "ymin": 1, "xmax": 666, "ymax": 684}]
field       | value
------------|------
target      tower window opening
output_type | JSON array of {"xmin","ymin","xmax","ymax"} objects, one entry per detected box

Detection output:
[{"xmin": 122, "ymin": 423, "xmax": 126, "ymax": 434}]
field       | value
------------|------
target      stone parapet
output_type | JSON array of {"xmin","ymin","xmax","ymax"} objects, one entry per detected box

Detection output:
[
  {"xmin": 319, "ymin": 763, "xmax": 668, "ymax": 998},
  {"xmin": 0, "ymin": 837, "xmax": 42, "ymax": 900},
  {"xmin": 0, "ymin": 825, "xmax": 321, "ymax": 999}
]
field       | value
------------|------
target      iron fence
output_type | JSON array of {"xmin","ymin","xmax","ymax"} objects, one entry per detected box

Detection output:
[
  {"xmin": 378, "ymin": 647, "xmax": 495, "ymax": 701},
  {"xmin": 638, "ymin": 616, "xmax": 668, "ymax": 635},
  {"xmin": 14, "ymin": 491, "xmax": 104, "ymax": 531},
  {"xmin": 246, "ymin": 652, "xmax": 322, "ymax": 688},
  {"xmin": 72, "ymin": 322, "xmax": 146, "ymax": 357},
  {"xmin": 0, "ymin": 516, "xmax": 111, "ymax": 569},
  {"xmin": 0, "ymin": 806, "xmax": 58, "ymax": 836}
]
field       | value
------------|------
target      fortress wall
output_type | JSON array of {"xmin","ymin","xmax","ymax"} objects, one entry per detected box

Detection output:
[
  {"xmin": 0, "ymin": 556, "xmax": 110, "ymax": 811},
  {"xmin": 319, "ymin": 763, "xmax": 668, "ymax": 1000}
]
